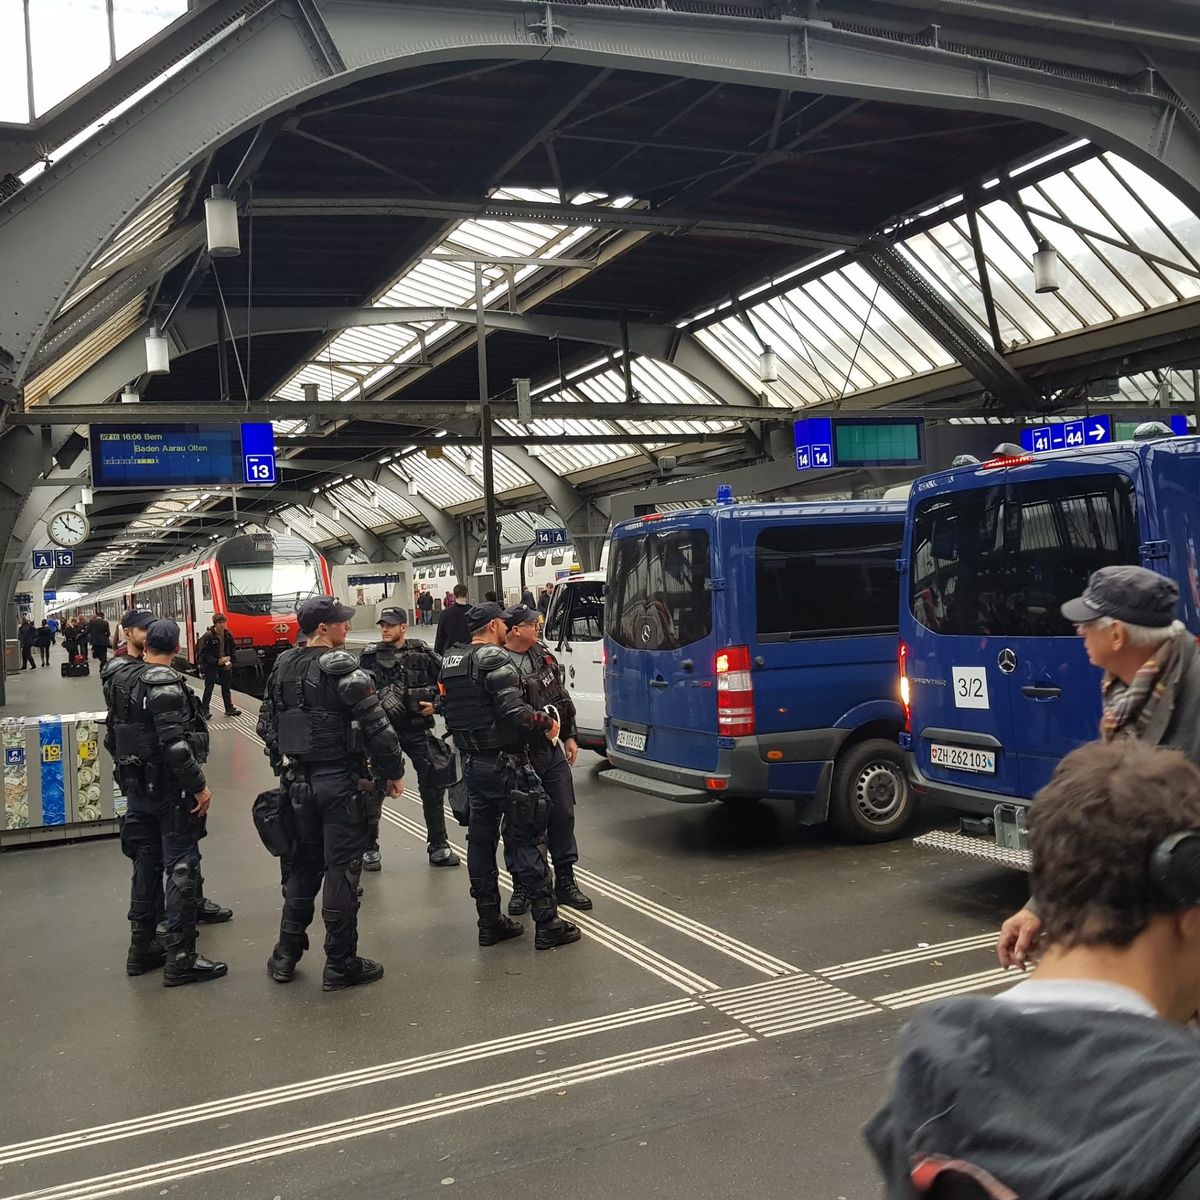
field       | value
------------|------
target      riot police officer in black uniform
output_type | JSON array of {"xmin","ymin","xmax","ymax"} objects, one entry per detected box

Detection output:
[
  {"xmin": 439, "ymin": 602, "xmax": 580, "ymax": 950},
  {"xmin": 501, "ymin": 605, "xmax": 593, "ymax": 915},
  {"xmin": 358, "ymin": 606, "xmax": 459, "ymax": 871},
  {"xmin": 105, "ymin": 608, "xmax": 233, "ymax": 931},
  {"xmin": 258, "ymin": 596, "xmax": 405, "ymax": 991},
  {"xmin": 106, "ymin": 619, "xmax": 227, "ymax": 986}
]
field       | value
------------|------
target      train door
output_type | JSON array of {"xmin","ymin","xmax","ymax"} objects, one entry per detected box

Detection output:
[{"xmin": 185, "ymin": 578, "xmax": 197, "ymax": 667}]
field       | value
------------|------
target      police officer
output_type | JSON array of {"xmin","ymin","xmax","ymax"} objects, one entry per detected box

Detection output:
[
  {"xmin": 106, "ymin": 619, "xmax": 227, "ymax": 986},
  {"xmin": 107, "ymin": 608, "xmax": 234, "ymax": 927},
  {"xmin": 501, "ymin": 605, "xmax": 593, "ymax": 915},
  {"xmin": 358, "ymin": 606, "xmax": 459, "ymax": 871},
  {"xmin": 439, "ymin": 601, "xmax": 581, "ymax": 950},
  {"xmin": 258, "ymin": 596, "xmax": 405, "ymax": 991}
]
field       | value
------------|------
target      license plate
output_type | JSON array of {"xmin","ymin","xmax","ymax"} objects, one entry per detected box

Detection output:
[
  {"xmin": 615, "ymin": 728, "xmax": 646, "ymax": 752},
  {"xmin": 930, "ymin": 742, "xmax": 996, "ymax": 774}
]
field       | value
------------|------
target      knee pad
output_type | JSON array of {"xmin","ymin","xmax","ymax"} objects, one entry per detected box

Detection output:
[{"xmin": 169, "ymin": 859, "xmax": 198, "ymax": 900}]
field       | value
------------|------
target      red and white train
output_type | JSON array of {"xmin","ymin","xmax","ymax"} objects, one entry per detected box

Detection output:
[{"xmin": 51, "ymin": 533, "xmax": 332, "ymax": 669}]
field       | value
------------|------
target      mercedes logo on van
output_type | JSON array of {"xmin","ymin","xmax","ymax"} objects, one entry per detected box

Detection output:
[
  {"xmin": 640, "ymin": 623, "xmax": 652, "ymax": 644},
  {"xmin": 998, "ymin": 648, "xmax": 1017, "ymax": 674}
]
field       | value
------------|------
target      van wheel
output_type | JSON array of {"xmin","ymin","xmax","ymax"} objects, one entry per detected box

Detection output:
[{"xmin": 829, "ymin": 739, "xmax": 914, "ymax": 843}]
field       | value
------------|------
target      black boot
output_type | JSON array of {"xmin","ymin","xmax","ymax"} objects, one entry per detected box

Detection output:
[
  {"xmin": 161, "ymin": 927, "xmax": 228, "ymax": 987},
  {"xmin": 477, "ymin": 902, "xmax": 524, "ymax": 947},
  {"xmin": 197, "ymin": 897, "xmax": 233, "ymax": 923},
  {"xmin": 126, "ymin": 925, "xmax": 166, "ymax": 976},
  {"xmin": 322, "ymin": 956, "xmax": 384, "ymax": 991},
  {"xmin": 267, "ymin": 915, "xmax": 310, "ymax": 983},
  {"xmin": 532, "ymin": 899, "xmax": 581, "ymax": 951},
  {"xmin": 554, "ymin": 866, "xmax": 593, "ymax": 911},
  {"xmin": 507, "ymin": 874, "xmax": 530, "ymax": 915}
]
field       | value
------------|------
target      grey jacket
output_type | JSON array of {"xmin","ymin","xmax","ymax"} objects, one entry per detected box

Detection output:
[
  {"xmin": 1152, "ymin": 631, "xmax": 1200, "ymax": 766},
  {"xmin": 866, "ymin": 996, "xmax": 1200, "ymax": 1199}
]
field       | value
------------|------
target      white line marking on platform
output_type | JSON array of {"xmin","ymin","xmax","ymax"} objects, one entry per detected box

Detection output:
[
  {"xmin": 2, "ymin": 1032, "xmax": 754, "ymax": 1200},
  {"xmin": 380, "ymin": 806, "xmax": 718, "ymax": 993},
  {"xmin": 0, "ymin": 1000, "xmax": 700, "ymax": 1168},
  {"xmin": 705, "ymin": 973, "xmax": 879, "ymax": 1036},
  {"xmin": 874, "ymin": 966, "xmax": 1012, "ymax": 1009},
  {"xmin": 818, "ymin": 932, "xmax": 1000, "ymax": 979}
]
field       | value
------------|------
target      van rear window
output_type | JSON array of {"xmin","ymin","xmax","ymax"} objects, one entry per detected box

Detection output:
[
  {"xmin": 910, "ymin": 473, "xmax": 1138, "ymax": 637},
  {"xmin": 607, "ymin": 529, "xmax": 712, "ymax": 651},
  {"xmin": 756, "ymin": 523, "xmax": 903, "ymax": 640}
]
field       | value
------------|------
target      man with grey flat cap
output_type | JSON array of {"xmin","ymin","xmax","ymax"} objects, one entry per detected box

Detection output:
[
  {"xmin": 439, "ymin": 602, "xmax": 581, "ymax": 951},
  {"xmin": 501, "ymin": 604, "xmax": 592, "ymax": 915},
  {"xmin": 258, "ymin": 596, "xmax": 405, "ymax": 991},
  {"xmin": 359, "ymin": 606, "xmax": 458, "ymax": 871},
  {"xmin": 999, "ymin": 564, "xmax": 1200, "ymax": 970}
]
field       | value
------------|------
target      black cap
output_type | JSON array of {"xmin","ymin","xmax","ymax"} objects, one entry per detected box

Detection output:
[
  {"xmin": 1061, "ymin": 566, "xmax": 1180, "ymax": 628},
  {"xmin": 297, "ymin": 595, "xmax": 356, "ymax": 634},
  {"xmin": 465, "ymin": 602, "xmax": 506, "ymax": 633},
  {"xmin": 120, "ymin": 608, "xmax": 155, "ymax": 630},
  {"xmin": 145, "ymin": 618, "xmax": 180, "ymax": 653},
  {"xmin": 377, "ymin": 607, "xmax": 408, "ymax": 626},
  {"xmin": 504, "ymin": 604, "xmax": 540, "ymax": 629}
]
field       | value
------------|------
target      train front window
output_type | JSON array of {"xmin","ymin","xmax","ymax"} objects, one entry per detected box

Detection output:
[{"xmin": 222, "ymin": 558, "xmax": 321, "ymax": 615}]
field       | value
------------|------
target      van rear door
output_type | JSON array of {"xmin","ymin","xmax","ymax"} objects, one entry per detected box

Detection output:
[
  {"xmin": 999, "ymin": 457, "xmax": 1142, "ymax": 796},
  {"xmin": 604, "ymin": 519, "xmax": 719, "ymax": 771},
  {"xmin": 545, "ymin": 577, "xmax": 606, "ymax": 743},
  {"xmin": 907, "ymin": 482, "xmax": 1023, "ymax": 800},
  {"xmin": 907, "ymin": 459, "xmax": 1142, "ymax": 801}
]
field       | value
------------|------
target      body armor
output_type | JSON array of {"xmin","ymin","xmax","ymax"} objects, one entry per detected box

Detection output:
[
  {"xmin": 257, "ymin": 646, "xmax": 403, "ymax": 779},
  {"xmin": 112, "ymin": 664, "xmax": 209, "ymax": 793},
  {"xmin": 504, "ymin": 642, "xmax": 578, "ymax": 742},
  {"xmin": 102, "ymin": 654, "xmax": 150, "ymax": 761},
  {"xmin": 359, "ymin": 639, "xmax": 441, "ymax": 730},
  {"xmin": 439, "ymin": 643, "xmax": 555, "ymax": 754}
]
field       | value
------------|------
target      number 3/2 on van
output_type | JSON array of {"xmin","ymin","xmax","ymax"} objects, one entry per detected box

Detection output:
[{"xmin": 599, "ymin": 501, "xmax": 917, "ymax": 843}]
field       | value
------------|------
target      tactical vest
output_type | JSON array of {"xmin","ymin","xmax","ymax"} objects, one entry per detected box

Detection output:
[
  {"xmin": 439, "ymin": 644, "xmax": 517, "ymax": 753},
  {"xmin": 268, "ymin": 647, "xmax": 353, "ymax": 763},
  {"xmin": 507, "ymin": 643, "xmax": 570, "ymax": 713},
  {"xmin": 118, "ymin": 667, "xmax": 210, "ymax": 767},
  {"xmin": 104, "ymin": 657, "xmax": 158, "ymax": 763}
]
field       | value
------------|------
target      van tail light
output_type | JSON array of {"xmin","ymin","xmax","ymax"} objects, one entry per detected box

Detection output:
[
  {"xmin": 898, "ymin": 640, "xmax": 911, "ymax": 734},
  {"xmin": 601, "ymin": 644, "xmax": 608, "ymax": 667},
  {"xmin": 716, "ymin": 644, "xmax": 755, "ymax": 737}
]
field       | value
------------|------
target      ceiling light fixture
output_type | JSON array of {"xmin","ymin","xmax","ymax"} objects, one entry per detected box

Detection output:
[
  {"xmin": 205, "ymin": 184, "xmax": 241, "ymax": 257},
  {"xmin": 145, "ymin": 325, "xmax": 170, "ymax": 374},
  {"xmin": 120, "ymin": 388, "xmax": 140, "ymax": 404},
  {"xmin": 758, "ymin": 346, "xmax": 779, "ymax": 384},
  {"xmin": 1032, "ymin": 240, "xmax": 1060, "ymax": 293}
]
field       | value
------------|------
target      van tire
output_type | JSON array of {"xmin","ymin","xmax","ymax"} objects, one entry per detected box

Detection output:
[{"xmin": 829, "ymin": 738, "xmax": 914, "ymax": 843}]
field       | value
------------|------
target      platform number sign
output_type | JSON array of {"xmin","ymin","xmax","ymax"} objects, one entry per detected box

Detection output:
[
  {"xmin": 1021, "ymin": 416, "xmax": 1112, "ymax": 455},
  {"xmin": 240, "ymin": 422, "xmax": 277, "ymax": 486},
  {"xmin": 32, "ymin": 549, "xmax": 53, "ymax": 570},
  {"xmin": 535, "ymin": 528, "xmax": 568, "ymax": 547}
]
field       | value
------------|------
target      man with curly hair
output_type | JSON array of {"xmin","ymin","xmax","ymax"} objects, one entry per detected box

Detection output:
[{"xmin": 867, "ymin": 739, "xmax": 1200, "ymax": 1199}]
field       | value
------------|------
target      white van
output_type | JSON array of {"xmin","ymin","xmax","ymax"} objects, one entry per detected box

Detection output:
[{"xmin": 543, "ymin": 572, "xmax": 606, "ymax": 752}]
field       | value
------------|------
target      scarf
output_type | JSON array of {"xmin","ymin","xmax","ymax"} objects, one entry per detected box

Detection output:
[{"xmin": 1099, "ymin": 629, "xmax": 1185, "ymax": 744}]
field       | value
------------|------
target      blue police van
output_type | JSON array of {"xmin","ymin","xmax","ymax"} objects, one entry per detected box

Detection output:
[
  {"xmin": 599, "ymin": 501, "xmax": 916, "ymax": 842},
  {"xmin": 900, "ymin": 433, "xmax": 1200, "ymax": 859}
]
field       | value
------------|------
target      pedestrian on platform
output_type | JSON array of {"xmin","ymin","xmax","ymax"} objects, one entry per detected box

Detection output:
[
  {"xmin": 88, "ymin": 610, "xmax": 112, "ymax": 666},
  {"xmin": 197, "ymin": 615, "xmax": 241, "ymax": 719},
  {"xmin": 105, "ymin": 618, "xmax": 226, "ymax": 986},
  {"xmin": 869, "ymin": 739, "xmax": 1200, "ymax": 1200},
  {"xmin": 34, "ymin": 620, "xmax": 53, "ymax": 666},
  {"xmin": 417, "ymin": 588, "xmax": 434, "ymax": 626},
  {"xmin": 438, "ymin": 601, "xmax": 580, "ymax": 951},
  {"xmin": 358, "ymin": 607, "xmax": 458, "ymax": 872},
  {"xmin": 258, "ymin": 596, "xmax": 404, "ymax": 990},
  {"xmin": 999, "ymin": 566, "xmax": 1200, "ymax": 969},
  {"xmin": 537, "ymin": 582, "xmax": 553, "ymax": 617},
  {"xmin": 18, "ymin": 619, "xmax": 36, "ymax": 670},
  {"xmin": 501, "ymin": 604, "xmax": 592, "ymax": 915},
  {"xmin": 434, "ymin": 583, "xmax": 471, "ymax": 656}
]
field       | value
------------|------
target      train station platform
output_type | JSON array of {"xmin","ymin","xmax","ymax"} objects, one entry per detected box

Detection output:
[{"xmin": 0, "ymin": 645, "xmax": 1030, "ymax": 1199}]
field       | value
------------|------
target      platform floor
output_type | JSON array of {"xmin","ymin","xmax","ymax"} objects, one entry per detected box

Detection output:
[{"xmin": 0, "ymin": 653, "xmax": 1031, "ymax": 1200}]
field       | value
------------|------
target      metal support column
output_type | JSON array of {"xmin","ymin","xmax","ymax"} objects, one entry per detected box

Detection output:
[
  {"xmin": 966, "ymin": 205, "xmax": 1004, "ymax": 354},
  {"xmin": 475, "ymin": 263, "xmax": 503, "ymax": 598}
]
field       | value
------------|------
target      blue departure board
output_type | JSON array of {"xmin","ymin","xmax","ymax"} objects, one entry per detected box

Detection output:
[{"xmin": 89, "ymin": 423, "xmax": 276, "ymax": 489}]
